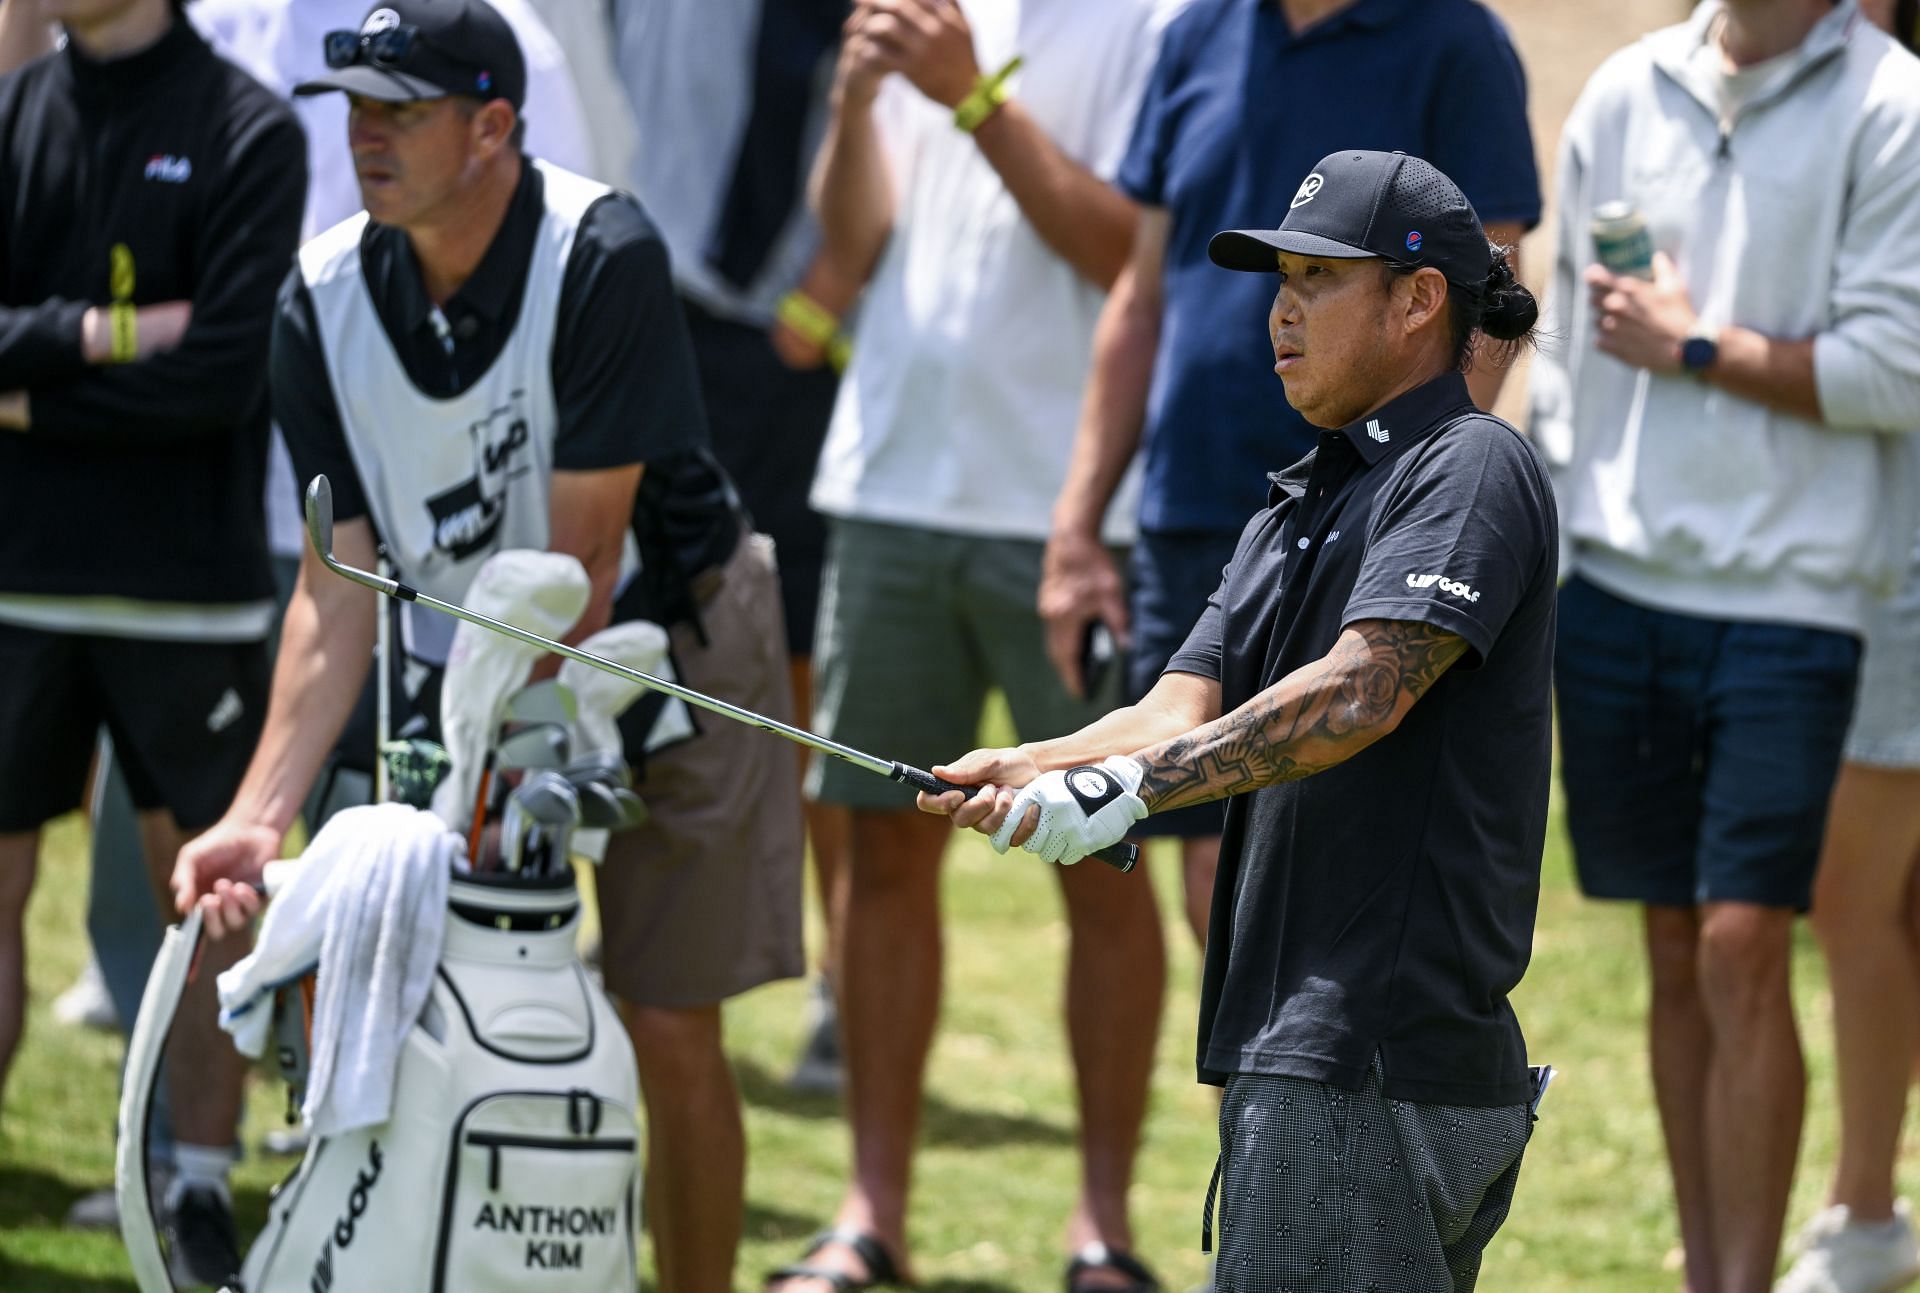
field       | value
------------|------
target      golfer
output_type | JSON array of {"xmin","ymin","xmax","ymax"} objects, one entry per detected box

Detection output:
[{"xmin": 923, "ymin": 150, "xmax": 1556, "ymax": 1292}]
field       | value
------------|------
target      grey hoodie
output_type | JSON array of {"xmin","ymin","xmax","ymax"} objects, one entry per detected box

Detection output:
[{"xmin": 1530, "ymin": 0, "xmax": 1920, "ymax": 634}]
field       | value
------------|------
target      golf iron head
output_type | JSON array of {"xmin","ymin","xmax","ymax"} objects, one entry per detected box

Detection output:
[
  {"xmin": 500, "ymin": 771, "xmax": 580, "ymax": 874},
  {"xmin": 505, "ymin": 678, "xmax": 578, "ymax": 729},
  {"xmin": 494, "ymin": 721, "xmax": 571, "ymax": 772}
]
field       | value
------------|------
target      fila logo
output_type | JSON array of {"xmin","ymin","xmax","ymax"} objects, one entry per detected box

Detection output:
[
  {"xmin": 206, "ymin": 687, "xmax": 244, "ymax": 733},
  {"xmin": 144, "ymin": 154, "xmax": 191, "ymax": 183},
  {"xmin": 1290, "ymin": 172, "xmax": 1325, "ymax": 209},
  {"xmin": 1407, "ymin": 572, "xmax": 1481, "ymax": 602},
  {"xmin": 1366, "ymin": 419, "xmax": 1390, "ymax": 443}
]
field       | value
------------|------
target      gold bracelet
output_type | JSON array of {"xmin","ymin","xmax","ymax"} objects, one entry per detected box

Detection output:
[
  {"xmin": 953, "ymin": 55, "xmax": 1023, "ymax": 134},
  {"xmin": 109, "ymin": 301, "xmax": 138, "ymax": 363}
]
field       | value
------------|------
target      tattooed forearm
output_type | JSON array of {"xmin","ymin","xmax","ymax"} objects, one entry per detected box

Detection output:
[{"xmin": 1134, "ymin": 620, "xmax": 1469, "ymax": 813}]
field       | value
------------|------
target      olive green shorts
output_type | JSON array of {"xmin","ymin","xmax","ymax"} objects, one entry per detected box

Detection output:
[{"xmin": 807, "ymin": 518, "xmax": 1122, "ymax": 811}]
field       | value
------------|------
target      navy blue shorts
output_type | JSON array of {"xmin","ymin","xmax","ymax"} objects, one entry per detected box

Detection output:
[
  {"xmin": 1129, "ymin": 529, "xmax": 1238, "ymax": 839},
  {"xmin": 1553, "ymin": 576, "xmax": 1861, "ymax": 911}
]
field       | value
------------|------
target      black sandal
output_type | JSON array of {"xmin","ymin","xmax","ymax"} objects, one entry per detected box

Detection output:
[
  {"xmin": 1065, "ymin": 1242, "xmax": 1162, "ymax": 1292},
  {"xmin": 766, "ymin": 1228, "xmax": 908, "ymax": 1291}
]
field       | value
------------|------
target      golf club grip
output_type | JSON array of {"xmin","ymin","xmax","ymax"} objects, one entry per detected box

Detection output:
[{"xmin": 892, "ymin": 764, "xmax": 1139, "ymax": 873}]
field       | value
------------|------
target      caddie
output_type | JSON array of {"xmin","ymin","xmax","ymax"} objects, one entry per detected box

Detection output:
[
  {"xmin": 170, "ymin": 3, "xmax": 803, "ymax": 1291},
  {"xmin": 924, "ymin": 150, "xmax": 1557, "ymax": 1292}
]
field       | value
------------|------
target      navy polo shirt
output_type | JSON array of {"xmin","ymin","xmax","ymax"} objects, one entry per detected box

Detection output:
[
  {"xmin": 1118, "ymin": 0, "xmax": 1542, "ymax": 534},
  {"xmin": 1167, "ymin": 372, "xmax": 1558, "ymax": 1107}
]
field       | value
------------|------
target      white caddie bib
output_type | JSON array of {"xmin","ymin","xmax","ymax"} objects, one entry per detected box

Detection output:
[{"xmin": 300, "ymin": 161, "xmax": 621, "ymax": 663}]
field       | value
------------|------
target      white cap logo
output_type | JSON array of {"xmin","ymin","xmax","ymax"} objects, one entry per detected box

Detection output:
[
  {"xmin": 362, "ymin": 7, "xmax": 401, "ymax": 34},
  {"xmin": 1290, "ymin": 173, "xmax": 1325, "ymax": 209}
]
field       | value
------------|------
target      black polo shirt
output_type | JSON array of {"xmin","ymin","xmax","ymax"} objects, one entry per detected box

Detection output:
[
  {"xmin": 1167, "ymin": 371, "xmax": 1558, "ymax": 1107},
  {"xmin": 272, "ymin": 162, "xmax": 742, "ymax": 619}
]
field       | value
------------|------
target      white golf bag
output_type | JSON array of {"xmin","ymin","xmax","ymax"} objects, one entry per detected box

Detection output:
[{"xmin": 118, "ymin": 870, "xmax": 642, "ymax": 1292}]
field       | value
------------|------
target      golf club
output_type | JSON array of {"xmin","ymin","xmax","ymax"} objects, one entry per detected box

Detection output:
[
  {"xmin": 501, "ymin": 772, "xmax": 579, "ymax": 874},
  {"xmin": 306, "ymin": 475, "xmax": 1139, "ymax": 872},
  {"xmin": 496, "ymin": 721, "xmax": 571, "ymax": 773},
  {"xmin": 506, "ymin": 678, "xmax": 578, "ymax": 728}
]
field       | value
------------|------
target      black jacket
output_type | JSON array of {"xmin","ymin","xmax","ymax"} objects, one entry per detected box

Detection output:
[{"xmin": 0, "ymin": 18, "xmax": 306, "ymax": 604}]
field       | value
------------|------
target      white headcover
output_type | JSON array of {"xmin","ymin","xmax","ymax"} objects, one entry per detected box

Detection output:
[
  {"xmin": 430, "ymin": 550, "xmax": 591, "ymax": 829},
  {"xmin": 557, "ymin": 620, "xmax": 671, "ymax": 757}
]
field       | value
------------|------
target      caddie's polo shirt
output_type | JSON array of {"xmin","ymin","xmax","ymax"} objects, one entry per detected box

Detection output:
[
  {"xmin": 1167, "ymin": 371, "xmax": 1558, "ymax": 1106},
  {"xmin": 1118, "ymin": 0, "xmax": 1541, "ymax": 534}
]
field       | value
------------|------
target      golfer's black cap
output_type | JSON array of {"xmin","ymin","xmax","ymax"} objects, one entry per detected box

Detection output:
[
  {"xmin": 1209, "ymin": 150, "xmax": 1491, "ymax": 293},
  {"xmin": 294, "ymin": 0, "xmax": 525, "ymax": 111}
]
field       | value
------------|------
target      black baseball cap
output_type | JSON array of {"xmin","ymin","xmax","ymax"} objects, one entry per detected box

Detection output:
[
  {"xmin": 294, "ymin": 0, "xmax": 526, "ymax": 111},
  {"xmin": 1209, "ymin": 150, "xmax": 1491, "ymax": 294}
]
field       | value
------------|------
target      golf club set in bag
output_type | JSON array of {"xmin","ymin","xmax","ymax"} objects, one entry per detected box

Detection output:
[{"xmin": 116, "ymin": 476, "xmax": 1141, "ymax": 1292}]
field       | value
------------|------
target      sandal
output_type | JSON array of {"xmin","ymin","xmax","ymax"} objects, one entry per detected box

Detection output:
[
  {"xmin": 1065, "ymin": 1242, "xmax": 1162, "ymax": 1293},
  {"xmin": 766, "ymin": 1228, "xmax": 908, "ymax": 1291}
]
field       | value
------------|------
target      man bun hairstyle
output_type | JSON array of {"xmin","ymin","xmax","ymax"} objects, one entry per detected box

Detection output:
[
  {"xmin": 1478, "ymin": 244, "xmax": 1540, "ymax": 346},
  {"xmin": 1382, "ymin": 240, "xmax": 1539, "ymax": 371}
]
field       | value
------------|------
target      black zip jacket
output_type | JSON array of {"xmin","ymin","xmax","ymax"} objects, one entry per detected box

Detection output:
[{"xmin": 0, "ymin": 18, "xmax": 306, "ymax": 604}]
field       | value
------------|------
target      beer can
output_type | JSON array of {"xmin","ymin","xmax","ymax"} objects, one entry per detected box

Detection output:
[{"xmin": 1592, "ymin": 201, "xmax": 1655, "ymax": 279}]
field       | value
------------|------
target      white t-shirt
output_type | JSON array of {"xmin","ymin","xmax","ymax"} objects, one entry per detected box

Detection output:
[{"xmin": 809, "ymin": 0, "xmax": 1183, "ymax": 544}]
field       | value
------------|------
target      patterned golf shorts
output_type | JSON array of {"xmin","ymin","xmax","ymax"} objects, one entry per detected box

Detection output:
[{"xmin": 1206, "ymin": 1062, "xmax": 1536, "ymax": 1292}]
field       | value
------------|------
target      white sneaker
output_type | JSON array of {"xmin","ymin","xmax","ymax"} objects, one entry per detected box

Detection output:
[
  {"xmin": 1777, "ymin": 1199, "xmax": 1920, "ymax": 1293},
  {"xmin": 51, "ymin": 958, "xmax": 118, "ymax": 1032}
]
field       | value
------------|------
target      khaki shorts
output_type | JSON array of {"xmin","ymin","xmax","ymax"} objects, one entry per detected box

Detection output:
[
  {"xmin": 595, "ymin": 534, "xmax": 806, "ymax": 1008},
  {"xmin": 808, "ymin": 518, "xmax": 1121, "ymax": 811}
]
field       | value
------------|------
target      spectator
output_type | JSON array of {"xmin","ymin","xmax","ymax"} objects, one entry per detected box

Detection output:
[
  {"xmin": 1530, "ymin": 1, "xmax": 1920, "ymax": 1287},
  {"xmin": 1778, "ymin": 10, "xmax": 1920, "ymax": 1293},
  {"xmin": 766, "ymin": 1, "xmax": 1180, "ymax": 1288},
  {"xmin": 1040, "ymin": 0, "xmax": 1540, "ymax": 953},
  {"xmin": 170, "ymin": 3, "xmax": 803, "ymax": 1291},
  {"xmin": 925, "ymin": 150, "xmax": 1557, "ymax": 1293},
  {"xmin": 0, "ymin": 0, "xmax": 307, "ymax": 1281},
  {"xmin": 612, "ymin": 0, "xmax": 856, "ymax": 1096},
  {"xmin": 517, "ymin": 0, "xmax": 637, "ymax": 186}
]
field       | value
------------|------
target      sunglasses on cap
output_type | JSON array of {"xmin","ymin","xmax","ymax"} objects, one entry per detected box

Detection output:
[{"xmin": 323, "ymin": 25, "xmax": 435, "ymax": 73}]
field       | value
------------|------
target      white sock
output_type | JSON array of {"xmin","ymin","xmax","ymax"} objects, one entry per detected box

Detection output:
[{"xmin": 165, "ymin": 1143, "xmax": 233, "ymax": 1209}]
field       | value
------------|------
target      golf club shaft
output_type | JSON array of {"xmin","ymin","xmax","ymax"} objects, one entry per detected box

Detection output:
[{"xmin": 311, "ymin": 528, "xmax": 1137, "ymax": 871}]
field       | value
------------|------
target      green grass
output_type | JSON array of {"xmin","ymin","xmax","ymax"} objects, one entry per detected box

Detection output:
[{"xmin": 1, "ymin": 705, "xmax": 1913, "ymax": 1290}]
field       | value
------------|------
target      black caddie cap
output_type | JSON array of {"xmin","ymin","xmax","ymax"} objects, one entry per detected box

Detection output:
[
  {"xmin": 294, "ymin": 0, "xmax": 525, "ymax": 111},
  {"xmin": 1209, "ymin": 150, "xmax": 1490, "ymax": 292}
]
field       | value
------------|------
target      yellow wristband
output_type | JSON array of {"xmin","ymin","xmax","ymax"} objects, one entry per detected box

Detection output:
[
  {"xmin": 776, "ymin": 290, "xmax": 852, "ymax": 373},
  {"xmin": 109, "ymin": 301, "xmax": 137, "ymax": 363},
  {"xmin": 777, "ymin": 291, "xmax": 839, "ymax": 347},
  {"xmin": 953, "ymin": 55, "xmax": 1022, "ymax": 134}
]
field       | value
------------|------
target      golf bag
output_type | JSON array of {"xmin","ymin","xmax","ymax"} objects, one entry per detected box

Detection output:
[{"xmin": 119, "ymin": 870, "xmax": 642, "ymax": 1293}]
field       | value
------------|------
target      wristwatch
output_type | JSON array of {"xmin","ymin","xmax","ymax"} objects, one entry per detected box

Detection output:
[{"xmin": 1679, "ymin": 322, "xmax": 1720, "ymax": 377}]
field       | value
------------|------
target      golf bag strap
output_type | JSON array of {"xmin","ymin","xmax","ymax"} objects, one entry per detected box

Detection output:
[{"xmin": 117, "ymin": 907, "xmax": 203, "ymax": 1293}]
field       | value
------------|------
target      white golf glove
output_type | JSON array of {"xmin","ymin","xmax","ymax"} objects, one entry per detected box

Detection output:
[{"xmin": 990, "ymin": 755, "xmax": 1147, "ymax": 866}]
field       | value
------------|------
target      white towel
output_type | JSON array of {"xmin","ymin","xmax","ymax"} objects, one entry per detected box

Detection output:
[{"xmin": 217, "ymin": 803, "xmax": 460, "ymax": 1135}]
